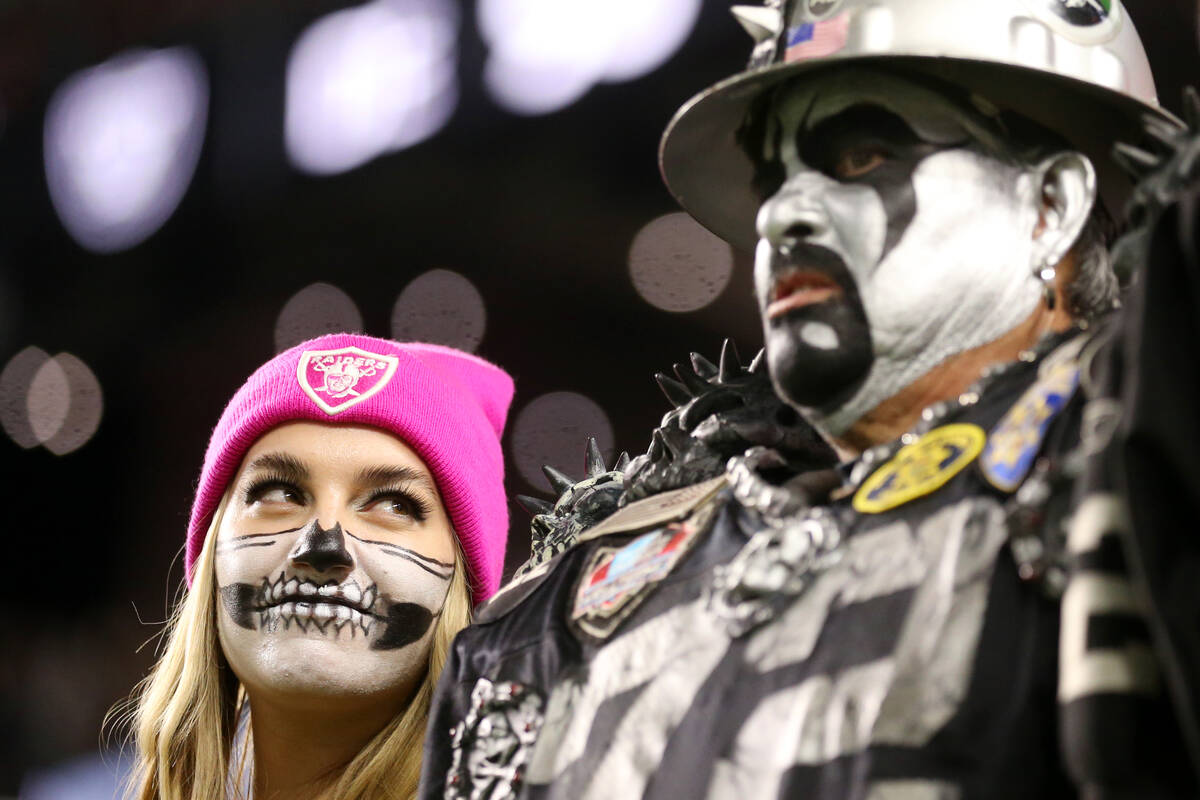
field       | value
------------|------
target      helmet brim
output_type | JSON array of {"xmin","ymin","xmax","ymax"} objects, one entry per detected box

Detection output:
[{"xmin": 659, "ymin": 54, "xmax": 1181, "ymax": 252}]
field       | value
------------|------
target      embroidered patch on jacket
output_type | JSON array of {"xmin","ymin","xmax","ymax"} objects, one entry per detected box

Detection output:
[
  {"xmin": 571, "ymin": 498, "xmax": 718, "ymax": 640},
  {"xmin": 445, "ymin": 678, "xmax": 544, "ymax": 800},
  {"xmin": 853, "ymin": 423, "xmax": 986, "ymax": 514},
  {"xmin": 296, "ymin": 346, "xmax": 399, "ymax": 415},
  {"xmin": 980, "ymin": 357, "xmax": 1080, "ymax": 492}
]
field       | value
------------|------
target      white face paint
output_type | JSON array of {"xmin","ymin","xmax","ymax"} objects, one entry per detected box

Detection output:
[
  {"xmin": 753, "ymin": 70, "xmax": 1045, "ymax": 436},
  {"xmin": 800, "ymin": 321, "xmax": 839, "ymax": 350},
  {"xmin": 214, "ymin": 421, "xmax": 456, "ymax": 704}
]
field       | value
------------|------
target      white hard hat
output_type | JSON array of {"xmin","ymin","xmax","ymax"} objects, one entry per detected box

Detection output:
[{"xmin": 660, "ymin": 0, "xmax": 1180, "ymax": 250}]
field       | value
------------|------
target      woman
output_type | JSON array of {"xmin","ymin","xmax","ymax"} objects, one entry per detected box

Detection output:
[{"xmin": 124, "ymin": 333, "xmax": 513, "ymax": 800}]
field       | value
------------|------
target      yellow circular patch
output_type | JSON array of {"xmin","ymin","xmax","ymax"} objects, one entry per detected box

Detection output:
[{"xmin": 852, "ymin": 424, "xmax": 987, "ymax": 514}]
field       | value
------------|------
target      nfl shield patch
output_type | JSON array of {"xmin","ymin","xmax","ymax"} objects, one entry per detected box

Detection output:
[
  {"xmin": 297, "ymin": 345, "xmax": 399, "ymax": 415},
  {"xmin": 571, "ymin": 499, "xmax": 718, "ymax": 640}
]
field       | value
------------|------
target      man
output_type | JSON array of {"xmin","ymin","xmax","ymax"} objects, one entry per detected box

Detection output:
[{"xmin": 421, "ymin": 1, "xmax": 1200, "ymax": 797}]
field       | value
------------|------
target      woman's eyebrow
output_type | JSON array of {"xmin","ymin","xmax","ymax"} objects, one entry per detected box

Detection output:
[
  {"xmin": 356, "ymin": 464, "xmax": 437, "ymax": 494},
  {"xmin": 244, "ymin": 452, "xmax": 309, "ymax": 482}
]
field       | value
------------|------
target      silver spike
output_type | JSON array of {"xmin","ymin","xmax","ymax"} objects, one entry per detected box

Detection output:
[
  {"xmin": 674, "ymin": 363, "xmax": 711, "ymax": 395},
  {"xmin": 585, "ymin": 437, "xmax": 606, "ymax": 477},
  {"xmin": 690, "ymin": 352, "xmax": 718, "ymax": 378},
  {"xmin": 614, "ymin": 451, "xmax": 630, "ymax": 472},
  {"xmin": 515, "ymin": 494, "xmax": 554, "ymax": 516},
  {"xmin": 718, "ymin": 338, "xmax": 741, "ymax": 382},
  {"xmin": 749, "ymin": 347, "xmax": 767, "ymax": 374},
  {"xmin": 542, "ymin": 465, "xmax": 575, "ymax": 496},
  {"xmin": 656, "ymin": 372, "xmax": 693, "ymax": 407},
  {"xmin": 731, "ymin": 5, "xmax": 782, "ymax": 44}
]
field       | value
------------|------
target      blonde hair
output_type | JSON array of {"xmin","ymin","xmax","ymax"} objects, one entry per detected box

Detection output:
[{"xmin": 120, "ymin": 493, "xmax": 473, "ymax": 800}]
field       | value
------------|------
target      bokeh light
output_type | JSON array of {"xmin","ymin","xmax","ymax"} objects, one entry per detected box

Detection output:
[
  {"xmin": 511, "ymin": 391, "xmax": 615, "ymax": 489},
  {"xmin": 390, "ymin": 269, "xmax": 486, "ymax": 352},
  {"xmin": 1, "ymin": 348, "xmax": 103, "ymax": 455},
  {"xmin": 40, "ymin": 354, "xmax": 104, "ymax": 456},
  {"xmin": 628, "ymin": 211, "xmax": 734, "ymax": 312},
  {"xmin": 27, "ymin": 356, "xmax": 70, "ymax": 446},
  {"xmin": 479, "ymin": 0, "xmax": 702, "ymax": 115},
  {"xmin": 1, "ymin": 347, "xmax": 51, "ymax": 449},
  {"xmin": 44, "ymin": 47, "xmax": 209, "ymax": 254},
  {"xmin": 274, "ymin": 282, "xmax": 364, "ymax": 352},
  {"xmin": 285, "ymin": 0, "xmax": 460, "ymax": 175}
]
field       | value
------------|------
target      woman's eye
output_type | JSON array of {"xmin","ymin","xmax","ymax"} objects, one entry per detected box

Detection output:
[
  {"xmin": 246, "ymin": 482, "xmax": 304, "ymax": 506},
  {"xmin": 834, "ymin": 146, "xmax": 888, "ymax": 178},
  {"xmin": 382, "ymin": 498, "xmax": 413, "ymax": 517},
  {"xmin": 261, "ymin": 487, "xmax": 300, "ymax": 504},
  {"xmin": 367, "ymin": 491, "xmax": 429, "ymax": 523}
]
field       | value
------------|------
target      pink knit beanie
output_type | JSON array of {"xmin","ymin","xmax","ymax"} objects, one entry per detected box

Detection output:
[{"xmin": 186, "ymin": 333, "xmax": 514, "ymax": 605}]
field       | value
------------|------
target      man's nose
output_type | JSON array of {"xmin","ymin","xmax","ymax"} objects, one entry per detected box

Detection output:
[
  {"xmin": 288, "ymin": 520, "xmax": 354, "ymax": 576},
  {"xmin": 756, "ymin": 180, "xmax": 831, "ymax": 247}
]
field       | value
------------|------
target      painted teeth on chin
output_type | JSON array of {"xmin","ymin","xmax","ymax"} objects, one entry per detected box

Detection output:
[
  {"xmin": 362, "ymin": 586, "xmax": 377, "ymax": 610},
  {"xmin": 260, "ymin": 597, "xmax": 374, "ymax": 639},
  {"xmin": 313, "ymin": 604, "xmax": 334, "ymax": 628}
]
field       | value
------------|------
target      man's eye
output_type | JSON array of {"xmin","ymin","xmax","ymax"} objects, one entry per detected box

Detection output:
[{"xmin": 834, "ymin": 146, "xmax": 889, "ymax": 178}]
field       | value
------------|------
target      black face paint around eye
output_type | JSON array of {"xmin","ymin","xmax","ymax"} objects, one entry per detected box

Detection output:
[{"xmin": 800, "ymin": 105, "xmax": 944, "ymax": 261}]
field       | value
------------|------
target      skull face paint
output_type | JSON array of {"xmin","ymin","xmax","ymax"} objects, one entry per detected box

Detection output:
[
  {"xmin": 752, "ymin": 70, "xmax": 1045, "ymax": 435},
  {"xmin": 214, "ymin": 422, "xmax": 456, "ymax": 702}
]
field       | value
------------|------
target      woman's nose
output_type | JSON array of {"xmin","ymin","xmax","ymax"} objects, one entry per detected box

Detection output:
[{"xmin": 288, "ymin": 520, "xmax": 354, "ymax": 576}]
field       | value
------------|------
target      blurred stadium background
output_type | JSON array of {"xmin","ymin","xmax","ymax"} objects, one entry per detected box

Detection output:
[{"xmin": 0, "ymin": 0, "xmax": 1195, "ymax": 795}]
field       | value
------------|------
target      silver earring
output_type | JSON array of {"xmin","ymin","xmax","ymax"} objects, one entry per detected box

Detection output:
[{"xmin": 1036, "ymin": 262, "xmax": 1057, "ymax": 310}]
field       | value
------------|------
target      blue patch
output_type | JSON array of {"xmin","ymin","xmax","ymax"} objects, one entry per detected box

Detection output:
[
  {"xmin": 787, "ymin": 23, "xmax": 815, "ymax": 46},
  {"xmin": 980, "ymin": 357, "xmax": 1080, "ymax": 492}
]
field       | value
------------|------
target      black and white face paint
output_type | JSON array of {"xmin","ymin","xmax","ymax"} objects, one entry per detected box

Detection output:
[
  {"xmin": 753, "ymin": 70, "xmax": 1046, "ymax": 435},
  {"xmin": 213, "ymin": 422, "xmax": 457, "ymax": 701}
]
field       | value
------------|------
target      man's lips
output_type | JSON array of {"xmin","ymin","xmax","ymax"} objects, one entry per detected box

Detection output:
[{"xmin": 767, "ymin": 270, "xmax": 844, "ymax": 318}]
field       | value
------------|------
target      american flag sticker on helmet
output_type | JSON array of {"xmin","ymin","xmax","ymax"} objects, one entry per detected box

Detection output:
[{"xmin": 784, "ymin": 13, "xmax": 850, "ymax": 62}]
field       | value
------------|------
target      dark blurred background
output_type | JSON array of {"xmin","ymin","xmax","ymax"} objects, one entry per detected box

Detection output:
[{"xmin": 0, "ymin": 0, "xmax": 1195, "ymax": 795}]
